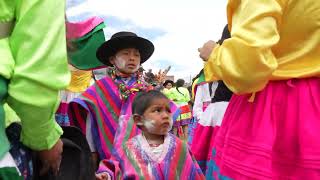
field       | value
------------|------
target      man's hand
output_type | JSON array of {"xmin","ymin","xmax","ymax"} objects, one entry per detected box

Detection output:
[
  {"xmin": 37, "ymin": 138, "xmax": 63, "ymax": 176},
  {"xmin": 155, "ymin": 69, "xmax": 167, "ymax": 84},
  {"xmin": 198, "ymin": 40, "xmax": 218, "ymax": 61}
]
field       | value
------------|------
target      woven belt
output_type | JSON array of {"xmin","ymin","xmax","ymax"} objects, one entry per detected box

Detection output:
[{"xmin": 0, "ymin": 21, "xmax": 14, "ymax": 39}]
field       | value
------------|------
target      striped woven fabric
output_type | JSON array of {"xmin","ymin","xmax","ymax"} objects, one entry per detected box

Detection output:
[
  {"xmin": 68, "ymin": 75, "xmax": 143, "ymax": 159},
  {"xmin": 98, "ymin": 115, "xmax": 205, "ymax": 180},
  {"xmin": 68, "ymin": 75, "xmax": 180, "ymax": 160},
  {"xmin": 174, "ymin": 104, "xmax": 192, "ymax": 127}
]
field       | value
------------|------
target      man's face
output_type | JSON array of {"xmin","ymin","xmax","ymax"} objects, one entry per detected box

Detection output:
[{"xmin": 110, "ymin": 48, "xmax": 141, "ymax": 74}]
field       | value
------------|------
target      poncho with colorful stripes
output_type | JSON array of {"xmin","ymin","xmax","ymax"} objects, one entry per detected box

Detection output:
[
  {"xmin": 98, "ymin": 115, "xmax": 205, "ymax": 180},
  {"xmin": 68, "ymin": 73, "xmax": 180, "ymax": 160}
]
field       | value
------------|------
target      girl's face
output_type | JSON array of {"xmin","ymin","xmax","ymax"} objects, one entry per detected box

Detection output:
[
  {"xmin": 165, "ymin": 83, "xmax": 173, "ymax": 89},
  {"xmin": 136, "ymin": 98, "xmax": 173, "ymax": 135}
]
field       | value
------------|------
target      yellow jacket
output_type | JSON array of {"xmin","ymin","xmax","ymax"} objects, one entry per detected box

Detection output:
[{"xmin": 204, "ymin": 0, "xmax": 320, "ymax": 94}]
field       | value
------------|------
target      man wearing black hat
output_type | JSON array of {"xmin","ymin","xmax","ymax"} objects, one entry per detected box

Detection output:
[{"xmin": 68, "ymin": 31, "xmax": 156, "ymax": 169}]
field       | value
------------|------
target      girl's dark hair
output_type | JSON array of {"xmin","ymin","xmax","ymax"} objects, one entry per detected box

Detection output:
[
  {"xmin": 163, "ymin": 80, "xmax": 174, "ymax": 87},
  {"xmin": 132, "ymin": 90, "xmax": 169, "ymax": 115}
]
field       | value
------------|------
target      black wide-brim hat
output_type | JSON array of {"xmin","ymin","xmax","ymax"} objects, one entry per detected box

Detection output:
[{"xmin": 96, "ymin": 31, "xmax": 154, "ymax": 66}]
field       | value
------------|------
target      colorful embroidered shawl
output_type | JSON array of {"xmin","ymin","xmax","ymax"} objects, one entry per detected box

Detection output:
[
  {"xmin": 68, "ymin": 74, "xmax": 180, "ymax": 160},
  {"xmin": 98, "ymin": 115, "xmax": 204, "ymax": 180}
]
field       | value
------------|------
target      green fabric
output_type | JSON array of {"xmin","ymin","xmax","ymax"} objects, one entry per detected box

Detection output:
[
  {"xmin": 69, "ymin": 23, "xmax": 106, "ymax": 70},
  {"xmin": 0, "ymin": 1, "xmax": 16, "ymax": 78},
  {"xmin": 197, "ymin": 72, "xmax": 206, "ymax": 85},
  {"xmin": 0, "ymin": 38, "xmax": 14, "ymax": 79},
  {"xmin": 162, "ymin": 88, "xmax": 175, "ymax": 100},
  {"xmin": 0, "ymin": 167, "xmax": 23, "ymax": 180},
  {"xmin": 0, "ymin": 76, "xmax": 10, "ymax": 159},
  {"xmin": 4, "ymin": 103, "xmax": 20, "ymax": 127},
  {"xmin": 0, "ymin": 1, "xmax": 15, "ymax": 23},
  {"xmin": 178, "ymin": 112, "xmax": 192, "ymax": 120},
  {"xmin": 170, "ymin": 87, "xmax": 191, "ymax": 105},
  {"xmin": 0, "ymin": 0, "xmax": 70, "ymax": 150}
]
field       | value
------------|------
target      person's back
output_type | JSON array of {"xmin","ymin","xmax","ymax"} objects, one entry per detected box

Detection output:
[
  {"xmin": 207, "ymin": 0, "xmax": 320, "ymax": 94},
  {"xmin": 171, "ymin": 86, "xmax": 190, "ymax": 105},
  {"xmin": 198, "ymin": 0, "xmax": 320, "ymax": 179},
  {"xmin": 270, "ymin": 0, "xmax": 320, "ymax": 78},
  {"xmin": 170, "ymin": 79, "xmax": 192, "ymax": 139}
]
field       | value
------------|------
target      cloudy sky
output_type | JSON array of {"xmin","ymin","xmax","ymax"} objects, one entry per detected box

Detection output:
[{"xmin": 67, "ymin": 0, "xmax": 228, "ymax": 82}]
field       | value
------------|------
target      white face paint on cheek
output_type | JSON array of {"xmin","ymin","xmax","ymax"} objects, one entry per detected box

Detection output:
[
  {"xmin": 143, "ymin": 118, "xmax": 173, "ymax": 134},
  {"xmin": 114, "ymin": 57, "xmax": 126, "ymax": 69},
  {"xmin": 114, "ymin": 56, "xmax": 140, "ymax": 73},
  {"xmin": 143, "ymin": 119, "xmax": 157, "ymax": 132}
]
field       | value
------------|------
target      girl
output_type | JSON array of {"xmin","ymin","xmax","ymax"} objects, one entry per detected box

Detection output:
[
  {"xmin": 170, "ymin": 79, "xmax": 192, "ymax": 140},
  {"xmin": 96, "ymin": 90, "xmax": 204, "ymax": 180},
  {"xmin": 161, "ymin": 80, "xmax": 174, "ymax": 101}
]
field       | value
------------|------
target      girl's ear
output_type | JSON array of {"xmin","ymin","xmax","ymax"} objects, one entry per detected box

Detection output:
[{"xmin": 133, "ymin": 114, "xmax": 143, "ymax": 126}]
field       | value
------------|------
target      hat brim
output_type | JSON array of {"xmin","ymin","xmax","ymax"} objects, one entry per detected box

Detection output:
[{"xmin": 96, "ymin": 36, "xmax": 154, "ymax": 66}]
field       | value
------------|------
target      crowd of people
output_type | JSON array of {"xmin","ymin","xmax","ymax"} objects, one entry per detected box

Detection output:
[{"xmin": 1, "ymin": 0, "xmax": 319, "ymax": 180}]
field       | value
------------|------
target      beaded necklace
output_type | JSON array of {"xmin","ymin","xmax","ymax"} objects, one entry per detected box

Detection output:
[{"xmin": 107, "ymin": 67, "xmax": 148, "ymax": 100}]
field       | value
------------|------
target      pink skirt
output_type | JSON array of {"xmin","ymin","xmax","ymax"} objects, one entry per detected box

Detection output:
[
  {"xmin": 208, "ymin": 78, "xmax": 320, "ymax": 179},
  {"xmin": 191, "ymin": 102, "xmax": 229, "ymax": 173}
]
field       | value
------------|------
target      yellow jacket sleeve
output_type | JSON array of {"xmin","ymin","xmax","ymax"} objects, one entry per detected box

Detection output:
[{"xmin": 204, "ymin": 0, "xmax": 284, "ymax": 94}]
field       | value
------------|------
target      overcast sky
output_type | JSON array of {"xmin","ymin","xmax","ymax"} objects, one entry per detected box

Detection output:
[{"xmin": 67, "ymin": 0, "xmax": 228, "ymax": 82}]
